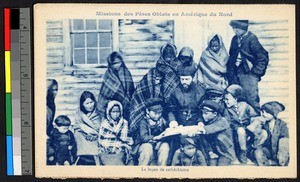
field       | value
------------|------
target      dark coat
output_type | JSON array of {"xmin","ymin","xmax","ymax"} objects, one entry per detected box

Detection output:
[
  {"xmin": 202, "ymin": 115, "xmax": 237, "ymax": 161},
  {"xmin": 227, "ymin": 31, "xmax": 269, "ymax": 84},
  {"xmin": 135, "ymin": 116, "xmax": 168, "ymax": 145},
  {"xmin": 48, "ymin": 128, "xmax": 77, "ymax": 165},
  {"xmin": 167, "ymin": 82, "xmax": 206, "ymax": 126},
  {"xmin": 223, "ymin": 101, "xmax": 259, "ymax": 128},
  {"xmin": 263, "ymin": 118, "xmax": 289, "ymax": 160}
]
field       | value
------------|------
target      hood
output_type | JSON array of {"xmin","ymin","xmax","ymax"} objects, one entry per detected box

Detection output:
[
  {"xmin": 160, "ymin": 43, "xmax": 177, "ymax": 57},
  {"xmin": 178, "ymin": 46, "xmax": 194, "ymax": 58},
  {"xmin": 207, "ymin": 33, "xmax": 225, "ymax": 49},
  {"xmin": 106, "ymin": 100, "xmax": 123, "ymax": 120},
  {"xmin": 107, "ymin": 51, "xmax": 124, "ymax": 67}
]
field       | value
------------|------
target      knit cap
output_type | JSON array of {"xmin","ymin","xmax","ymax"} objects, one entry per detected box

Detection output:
[
  {"xmin": 261, "ymin": 101, "xmax": 285, "ymax": 117},
  {"xmin": 225, "ymin": 84, "xmax": 244, "ymax": 101},
  {"xmin": 200, "ymin": 100, "xmax": 221, "ymax": 113},
  {"xmin": 145, "ymin": 98, "xmax": 163, "ymax": 112},
  {"xmin": 229, "ymin": 20, "xmax": 249, "ymax": 31}
]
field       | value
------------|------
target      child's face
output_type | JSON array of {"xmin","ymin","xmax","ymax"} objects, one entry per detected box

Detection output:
[
  {"xmin": 182, "ymin": 144, "xmax": 196, "ymax": 158},
  {"xmin": 211, "ymin": 96, "xmax": 223, "ymax": 103},
  {"xmin": 202, "ymin": 107, "xmax": 217, "ymax": 123},
  {"xmin": 110, "ymin": 105, "xmax": 121, "ymax": 121},
  {"xmin": 163, "ymin": 45, "xmax": 176, "ymax": 63},
  {"xmin": 224, "ymin": 93, "xmax": 237, "ymax": 108},
  {"xmin": 112, "ymin": 59, "xmax": 122, "ymax": 70},
  {"xmin": 83, "ymin": 98, "xmax": 95, "ymax": 112},
  {"xmin": 210, "ymin": 39, "xmax": 220, "ymax": 53},
  {"xmin": 57, "ymin": 126, "xmax": 69, "ymax": 134},
  {"xmin": 147, "ymin": 108, "xmax": 162, "ymax": 122},
  {"xmin": 261, "ymin": 110, "xmax": 274, "ymax": 121},
  {"xmin": 232, "ymin": 27, "xmax": 247, "ymax": 37}
]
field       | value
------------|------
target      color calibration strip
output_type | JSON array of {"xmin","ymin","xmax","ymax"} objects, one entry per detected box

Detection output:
[
  {"xmin": 4, "ymin": 8, "xmax": 31, "ymax": 176},
  {"xmin": 4, "ymin": 8, "xmax": 14, "ymax": 175}
]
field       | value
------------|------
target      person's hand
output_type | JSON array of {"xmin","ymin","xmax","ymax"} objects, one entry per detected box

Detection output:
[
  {"xmin": 153, "ymin": 133, "xmax": 163, "ymax": 141},
  {"xmin": 187, "ymin": 132, "xmax": 197, "ymax": 137},
  {"xmin": 126, "ymin": 137, "xmax": 134, "ymax": 145},
  {"xmin": 169, "ymin": 121, "xmax": 178, "ymax": 128},
  {"xmin": 68, "ymin": 146, "xmax": 73, "ymax": 150},
  {"xmin": 209, "ymin": 151, "xmax": 219, "ymax": 159},
  {"xmin": 64, "ymin": 161, "xmax": 70, "ymax": 165},
  {"xmin": 48, "ymin": 156, "xmax": 54, "ymax": 161},
  {"xmin": 235, "ymin": 59, "xmax": 242, "ymax": 67},
  {"xmin": 195, "ymin": 122, "xmax": 205, "ymax": 134}
]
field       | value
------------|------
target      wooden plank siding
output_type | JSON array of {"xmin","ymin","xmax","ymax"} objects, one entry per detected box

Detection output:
[
  {"xmin": 249, "ymin": 21, "xmax": 290, "ymax": 122},
  {"xmin": 46, "ymin": 19, "xmax": 174, "ymax": 117},
  {"xmin": 46, "ymin": 19, "xmax": 290, "ymax": 123}
]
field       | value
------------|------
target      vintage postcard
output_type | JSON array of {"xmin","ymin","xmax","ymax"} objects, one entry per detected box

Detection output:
[{"xmin": 34, "ymin": 3, "xmax": 296, "ymax": 179}]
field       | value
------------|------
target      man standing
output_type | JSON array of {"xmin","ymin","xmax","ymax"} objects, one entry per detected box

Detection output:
[{"xmin": 227, "ymin": 20, "xmax": 269, "ymax": 112}]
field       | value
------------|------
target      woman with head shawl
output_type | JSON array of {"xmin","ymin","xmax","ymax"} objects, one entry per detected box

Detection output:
[
  {"xmin": 98, "ymin": 100, "xmax": 133, "ymax": 165},
  {"xmin": 129, "ymin": 43, "xmax": 180, "ymax": 134},
  {"xmin": 72, "ymin": 91, "xmax": 102, "ymax": 165},
  {"xmin": 198, "ymin": 34, "xmax": 229, "ymax": 91},
  {"xmin": 178, "ymin": 46, "xmax": 195, "ymax": 67},
  {"xmin": 97, "ymin": 52, "xmax": 134, "ymax": 121}
]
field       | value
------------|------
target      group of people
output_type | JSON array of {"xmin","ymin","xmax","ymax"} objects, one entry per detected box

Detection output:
[{"xmin": 46, "ymin": 20, "xmax": 289, "ymax": 167}]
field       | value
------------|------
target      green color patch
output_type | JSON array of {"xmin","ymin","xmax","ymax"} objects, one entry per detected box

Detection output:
[{"xmin": 6, "ymin": 94, "xmax": 12, "ymax": 135}]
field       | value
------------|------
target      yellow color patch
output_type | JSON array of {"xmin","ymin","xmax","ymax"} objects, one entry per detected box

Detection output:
[{"xmin": 5, "ymin": 51, "xmax": 11, "ymax": 93}]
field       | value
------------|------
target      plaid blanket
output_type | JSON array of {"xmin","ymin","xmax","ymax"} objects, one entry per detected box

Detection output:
[
  {"xmin": 129, "ymin": 44, "xmax": 180, "ymax": 133},
  {"xmin": 72, "ymin": 108, "xmax": 101, "ymax": 156},
  {"xmin": 98, "ymin": 101, "xmax": 133, "ymax": 154},
  {"xmin": 97, "ymin": 53, "xmax": 134, "ymax": 120}
]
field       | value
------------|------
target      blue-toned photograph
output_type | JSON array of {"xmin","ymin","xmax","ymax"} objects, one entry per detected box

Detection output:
[{"xmin": 45, "ymin": 19, "xmax": 290, "ymax": 167}]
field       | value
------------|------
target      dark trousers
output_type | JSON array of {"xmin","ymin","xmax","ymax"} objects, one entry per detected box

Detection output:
[{"xmin": 237, "ymin": 73, "xmax": 260, "ymax": 112}]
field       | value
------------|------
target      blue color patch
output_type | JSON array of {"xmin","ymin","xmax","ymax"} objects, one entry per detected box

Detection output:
[{"xmin": 6, "ymin": 136, "xmax": 14, "ymax": 175}]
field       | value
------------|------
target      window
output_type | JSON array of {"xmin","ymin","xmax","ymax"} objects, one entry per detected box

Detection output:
[{"xmin": 70, "ymin": 19, "xmax": 113, "ymax": 65}]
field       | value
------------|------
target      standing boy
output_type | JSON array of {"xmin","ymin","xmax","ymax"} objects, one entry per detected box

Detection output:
[{"xmin": 227, "ymin": 20, "xmax": 269, "ymax": 112}]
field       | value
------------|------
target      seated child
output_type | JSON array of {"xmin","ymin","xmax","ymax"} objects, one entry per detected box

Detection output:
[
  {"xmin": 135, "ymin": 98, "xmax": 169, "ymax": 166},
  {"xmin": 202, "ymin": 88, "xmax": 225, "ymax": 115},
  {"xmin": 198, "ymin": 100, "xmax": 237, "ymax": 166},
  {"xmin": 48, "ymin": 115, "xmax": 77, "ymax": 165},
  {"xmin": 98, "ymin": 100, "xmax": 133, "ymax": 165},
  {"xmin": 171, "ymin": 136, "xmax": 207, "ymax": 166},
  {"xmin": 254, "ymin": 101, "xmax": 289, "ymax": 166},
  {"xmin": 223, "ymin": 84, "xmax": 259, "ymax": 164}
]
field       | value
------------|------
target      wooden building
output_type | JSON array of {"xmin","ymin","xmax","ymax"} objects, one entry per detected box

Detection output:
[{"xmin": 46, "ymin": 19, "xmax": 290, "ymax": 122}]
